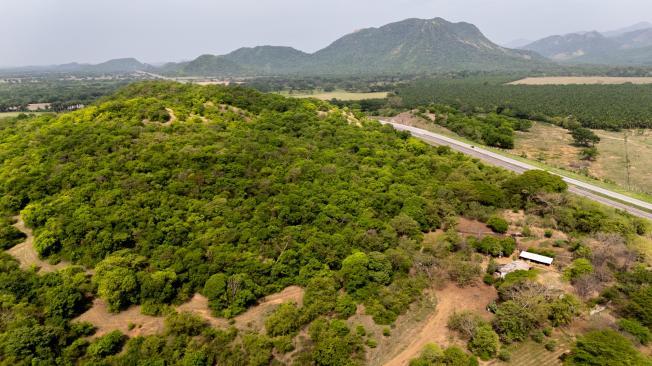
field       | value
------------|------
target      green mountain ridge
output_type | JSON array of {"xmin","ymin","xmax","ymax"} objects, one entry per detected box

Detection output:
[
  {"xmin": 161, "ymin": 17, "xmax": 552, "ymax": 76},
  {"xmin": 523, "ymin": 26, "xmax": 652, "ymax": 65}
]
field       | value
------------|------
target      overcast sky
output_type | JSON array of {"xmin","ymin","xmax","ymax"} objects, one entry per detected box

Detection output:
[{"xmin": 1, "ymin": 0, "xmax": 651, "ymax": 67}]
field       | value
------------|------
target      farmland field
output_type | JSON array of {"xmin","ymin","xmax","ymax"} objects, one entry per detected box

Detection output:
[
  {"xmin": 0, "ymin": 111, "xmax": 48, "ymax": 118},
  {"xmin": 279, "ymin": 89, "xmax": 388, "ymax": 100},
  {"xmin": 509, "ymin": 76, "xmax": 652, "ymax": 85},
  {"xmin": 513, "ymin": 122, "xmax": 652, "ymax": 195}
]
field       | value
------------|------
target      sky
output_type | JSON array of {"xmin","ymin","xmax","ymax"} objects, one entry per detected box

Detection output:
[{"xmin": 1, "ymin": 0, "xmax": 651, "ymax": 67}]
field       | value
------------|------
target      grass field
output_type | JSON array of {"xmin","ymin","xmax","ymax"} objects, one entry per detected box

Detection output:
[
  {"xmin": 490, "ymin": 337, "xmax": 571, "ymax": 366},
  {"xmin": 0, "ymin": 111, "xmax": 48, "ymax": 118},
  {"xmin": 278, "ymin": 90, "xmax": 389, "ymax": 101},
  {"xmin": 377, "ymin": 114, "xmax": 652, "ymax": 205},
  {"xmin": 513, "ymin": 122, "xmax": 652, "ymax": 196},
  {"xmin": 509, "ymin": 77, "xmax": 652, "ymax": 85}
]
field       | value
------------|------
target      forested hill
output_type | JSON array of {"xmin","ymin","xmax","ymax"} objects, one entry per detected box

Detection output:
[
  {"xmin": 0, "ymin": 82, "xmax": 646, "ymax": 364},
  {"xmin": 162, "ymin": 17, "xmax": 552, "ymax": 76}
]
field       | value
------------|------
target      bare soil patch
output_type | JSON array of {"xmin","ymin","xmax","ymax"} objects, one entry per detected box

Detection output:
[
  {"xmin": 383, "ymin": 283, "xmax": 497, "ymax": 366},
  {"xmin": 508, "ymin": 77, "xmax": 652, "ymax": 85},
  {"xmin": 75, "ymin": 299, "xmax": 165, "ymax": 338},
  {"xmin": 74, "ymin": 286, "xmax": 304, "ymax": 337},
  {"xmin": 6, "ymin": 216, "xmax": 70, "ymax": 273},
  {"xmin": 457, "ymin": 217, "xmax": 493, "ymax": 236}
]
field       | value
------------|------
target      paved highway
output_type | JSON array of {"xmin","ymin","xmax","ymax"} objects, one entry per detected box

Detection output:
[{"xmin": 381, "ymin": 121, "xmax": 652, "ymax": 220}]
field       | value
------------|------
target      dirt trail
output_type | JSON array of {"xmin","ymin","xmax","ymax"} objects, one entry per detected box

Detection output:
[
  {"xmin": 383, "ymin": 284, "xmax": 497, "ymax": 366},
  {"xmin": 74, "ymin": 286, "xmax": 304, "ymax": 337},
  {"xmin": 6, "ymin": 216, "xmax": 69, "ymax": 273}
]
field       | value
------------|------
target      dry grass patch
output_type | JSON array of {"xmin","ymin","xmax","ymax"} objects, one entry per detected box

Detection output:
[
  {"xmin": 280, "ymin": 90, "xmax": 388, "ymax": 101},
  {"xmin": 509, "ymin": 77, "xmax": 652, "ymax": 85},
  {"xmin": 513, "ymin": 123, "xmax": 652, "ymax": 195},
  {"xmin": 382, "ymin": 283, "xmax": 497, "ymax": 366}
]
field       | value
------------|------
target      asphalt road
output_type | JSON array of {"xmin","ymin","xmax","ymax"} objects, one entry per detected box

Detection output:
[{"xmin": 381, "ymin": 121, "xmax": 652, "ymax": 220}]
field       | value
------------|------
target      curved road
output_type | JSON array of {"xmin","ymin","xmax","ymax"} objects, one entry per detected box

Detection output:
[{"xmin": 381, "ymin": 121, "xmax": 652, "ymax": 220}]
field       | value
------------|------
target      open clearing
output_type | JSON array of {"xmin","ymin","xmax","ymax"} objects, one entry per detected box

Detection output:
[
  {"xmin": 279, "ymin": 90, "xmax": 388, "ymax": 101},
  {"xmin": 508, "ymin": 76, "xmax": 652, "ymax": 85},
  {"xmin": 383, "ymin": 283, "xmax": 497, "ymax": 366},
  {"xmin": 6, "ymin": 216, "xmax": 70, "ymax": 273},
  {"xmin": 74, "ymin": 286, "xmax": 304, "ymax": 337},
  {"xmin": 513, "ymin": 122, "xmax": 652, "ymax": 195}
]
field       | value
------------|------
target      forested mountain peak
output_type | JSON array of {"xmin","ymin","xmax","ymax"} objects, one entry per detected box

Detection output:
[{"xmin": 161, "ymin": 17, "xmax": 550, "ymax": 76}]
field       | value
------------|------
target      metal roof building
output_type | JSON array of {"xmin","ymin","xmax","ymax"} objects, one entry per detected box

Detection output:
[{"xmin": 519, "ymin": 251, "xmax": 554, "ymax": 265}]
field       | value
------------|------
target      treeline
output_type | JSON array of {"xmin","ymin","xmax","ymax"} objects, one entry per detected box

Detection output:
[
  {"xmin": 395, "ymin": 78, "xmax": 652, "ymax": 130},
  {"xmin": 0, "ymin": 80, "xmax": 127, "ymax": 112}
]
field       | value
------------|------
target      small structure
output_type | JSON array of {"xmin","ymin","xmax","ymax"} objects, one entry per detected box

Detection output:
[
  {"xmin": 519, "ymin": 251, "xmax": 554, "ymax": 265},
  {"xmin": 497, "ymin": 260, "xmax": 531, "ymax": 278}
]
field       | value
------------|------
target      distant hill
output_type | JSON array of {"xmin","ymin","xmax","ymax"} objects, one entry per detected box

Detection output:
[
  {"xmin": 223, "ymin": 46, "xmax": 311, "ymax": 75},
  {"xmin": 0, "ymin": 58, "xmax": 150, "ymax": 75},
  {"xmin": 522, "ymin": 22, "xmax": 652, "ymax": 65},
  {"xmin": 305, "ymin": 18, "xmax": 548, "ymax": 74},
  {"xmin": 522, "ymin": 31, "xmax": 618, "ymax": 61},
  {"xmin": 159, "ymin": 54, "xmax": 247, "ymax": 76},
  {"xmin": 157, "ymin": 17, "xmax": 551, "ymax": 76},
  {"xmin": 602, "ymin": 21, "xmax": 652, "ymax": 38}
]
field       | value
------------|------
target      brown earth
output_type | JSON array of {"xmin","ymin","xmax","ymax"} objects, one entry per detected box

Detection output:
[
  {"xmin": 6, "ymin": 216, "xmax": 70, "ymax": 273},
  {"xmin": 74, "ymin": 286, "xmax": 304, "ymax": 338},
  {"xmin": 383, "ymin": 283, "xmax": 497, "ymax": 366}
]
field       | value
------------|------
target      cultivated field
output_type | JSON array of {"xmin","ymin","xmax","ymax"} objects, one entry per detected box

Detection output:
[
  {"xmin": 513, "ymin": 122, "xmax": 652, "ymax": 195},
  {"xmin": 279, "ymin": 90, "xmax": 388, "ymax": 100},
  {"xmin": 0, "ymin": 111, "xmax": 48, "ymax": 118},
  {"xmin": 508, "ymin": 76, "xmax": 652, "ymax": 85}
]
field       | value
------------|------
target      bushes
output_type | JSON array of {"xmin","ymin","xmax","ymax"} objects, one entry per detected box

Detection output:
[
  {"xmin": 472, "ymin": 236, "xmax": 516, "ymax": 257},
  {"xmin": 468, "ymin": 324, "xmax": 499, "ymax": 360},
  {"xmin": 564, "ymin": 259, "xmax": 594, "ymax": 281},
  {"xmin": 409, "ymin": 344, "xmax": 478, "ymax": 366},
  {"xmin": 564, "ymin": 329, "xmax": 652, "ymax": 365},
  {"xmin": 548, "ymin": 295, "xmax": 581, "ymax": 327},
  {"xmin": 86, "ymin": 331, "xmax": 126, "ymax": 358},
  {"xmin": 265, "ymin": 303, "xmax": 301, "ymax": 336},
  {"xmin": 487, "ymin": 216, "xmax": 509, "ymax": 234},
  {"xmin": 618, "ymin": 318, "xmax": 652, "ymax": 345},
  {"xmin": 0, "ymin": 219, "xmax": 26, "ymax": 250}
]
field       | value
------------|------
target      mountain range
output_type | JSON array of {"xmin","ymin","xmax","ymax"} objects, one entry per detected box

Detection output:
[
  {"xmin": 1, "ymin": 18, "xmax": 550, "ymax": 77},
  {"xmin": 6, "ymin": 18, "xmax": 652, "ymax": 76},
  {"xmin": 521, "ymin": 22, "xmax": 652, "ymax": 65}
]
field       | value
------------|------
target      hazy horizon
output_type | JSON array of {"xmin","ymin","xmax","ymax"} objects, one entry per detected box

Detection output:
[{"xmin": 2, "ymin": 0, "xmax": 651, "ymax": 67}]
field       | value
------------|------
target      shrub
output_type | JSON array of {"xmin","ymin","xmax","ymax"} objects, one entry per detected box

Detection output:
[
  {"xmin": 549, "ymin": 295, "xmax": 581, "ymax": 327},
  {"xmin": 265, "ymin": 303, "xmax": 301, "ymax": 337},
  {"xmin": 544, "ymin": 229, "xmax": 553, "ymax": 238},
  {"xmin": 532, "ymin": 331, "xmax": 544, "ymax": 343},
  {"xmin": 86, "ymin": 331, "xmax": 126, "ymax": 358},
  {"xmin": 164, "ymin": 312, "xmax": 206, "ymax": 336},
  {"xmin": 565, "ymin": 330, "xmax": 651, "ymax": 366},
  {"xmin": 618, "ymin": 318, "xmax": 652, "ymax": 345},
  {"xmin": 487, "ymin": 216, "xmax": 509, "ymax": 234},
  {"xmin": 564, "ymin": 259, "xmax": 594, "ymax": 281},
  {"xmin": 469, "ymin": 324, "xmax": 499, "ymax": 360},
  {"xmin": 498, "ymin": 349, "xmax": 511, "ymax": 361},
  {"xmin": 545, "ymin": 340, "xmax": 557, "ymax": 352},
  {"xmin": 335, "ymin": 293, "xmax": 357, "ymax": 319}
]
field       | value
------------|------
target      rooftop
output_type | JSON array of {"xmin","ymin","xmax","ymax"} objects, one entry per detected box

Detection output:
[{"xmin": 519, "ymin": 251, "xmax": 554, "ymax": 265}]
